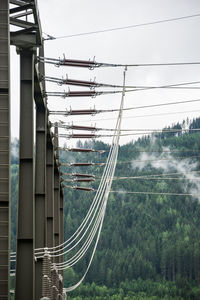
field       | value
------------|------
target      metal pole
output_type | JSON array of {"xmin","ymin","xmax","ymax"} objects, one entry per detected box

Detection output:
[
  {"xmin": 15, "ymin": 49, "xmax": 35, "ymax": 300},
  {"xmin": 0, "ymin": 0, "xmax": 10, "ymax": 298},
  {"xmin": 54, "ymin": 124, "xmax": 60, "ymax": 264},
  {"xmin": 35, "ymin": 44, "xmax": 47, "ymax": 299}
]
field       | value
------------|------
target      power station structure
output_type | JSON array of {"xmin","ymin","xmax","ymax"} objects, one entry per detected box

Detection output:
[
  {"xmin": 0, "ymin": 0, "xmax": 64, "ymax": 299},
  {"xmin": 0, "ymin": 1, "xmax": 127, "ymax": 299}
]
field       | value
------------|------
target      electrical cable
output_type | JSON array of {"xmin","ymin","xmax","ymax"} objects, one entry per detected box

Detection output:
[
  {"xmin": 109, "ymin": 191, "xmax": 200, "ymax": 197},
  {"xmin": 75, "ymin": 109, "xmax": 200, "ymax": 123},
  {"xmin": 46, "ymin": 83, "xmax": 200, "ymax": 98},
  {"xmin": 52, "ymin": 70, "xmax": 126, "ymax": 290},
  {"xmin": 45, "ymin": 76, "xmax": 200, "ymax": 90},
  {"xmin": 35, "ymin": 69, "xmax": 126, "ymax": 276},
  {"xmin": 51, "ymin": 69, "xmax": 127, "ymax": 292},
  {"xmin": 52, "ymin": 122, "xmax": 200, "ymax": 133},
  {"xmin": 49, "ymin": 98, "xmax": 200, "ymax": 117},
  {"xmin": 64, "ymin": 186, "xmax": 200, "ymax": 197},
  {"xmin": 57, "ymin": 128, "xmax": 200, "ymax": 139},
  {"xmin": 60, "ymin": 155, "xmax": 200, "ymax": 168},
  {"xmin": 43, "ymin": 13, "xmax": 200, "ymax": 40}
]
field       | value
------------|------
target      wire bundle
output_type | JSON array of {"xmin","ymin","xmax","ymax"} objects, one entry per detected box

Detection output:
[{"xmin": 33, "ymin": 68, "xmax": 127, "ymax": 292}]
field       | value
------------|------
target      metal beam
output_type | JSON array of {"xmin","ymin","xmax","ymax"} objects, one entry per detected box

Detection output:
[
  {"xmin": 10, "ymin": 0, "xmax": 42, "ymax": 47},
  {"xmin": 15, "ymin": 49, "xmax": 35, "ymax": 300},
  {"xmin": 10, "ymin": 17, "xmax": 37, "ymax": 29},
  {"xmin": 0, "ymin": 0, "xmax": 10, "ymax": 299},
  {"xmin": 10, "ymin": 3, "xmax": 33, "ymax": 14},
  {"xmin": 46, "ymin": 130, "xmax": 54, "ymax": 248},
  {"xmin": 10, "ymin": 0, "xmax": 26, "ymax": 6},
  {"xmin": 54, "ymin": 124, "xmax": 60, "ymax": 264},
  {"xmin": 35, "ymin": 44, "xmax": 47, "ymax": 300}
]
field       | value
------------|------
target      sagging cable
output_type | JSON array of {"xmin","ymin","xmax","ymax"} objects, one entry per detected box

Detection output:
[{"xmin": 44, "ymin": 76, "xmax": 200, "ymax": 90}]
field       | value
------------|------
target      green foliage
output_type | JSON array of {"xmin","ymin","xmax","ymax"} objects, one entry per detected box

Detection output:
[
  {"xmin": 67, "ymin": 279, "xmax": 200, "ymax": 299},
  {"xmin": 10, "ymin": 118, "xmax": 200, "ymax": 298}
]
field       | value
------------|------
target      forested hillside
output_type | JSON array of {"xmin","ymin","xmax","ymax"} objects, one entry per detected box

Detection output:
[{"xmin": 11, "ymin": 118, "xmax": 200, "ymax": 299}]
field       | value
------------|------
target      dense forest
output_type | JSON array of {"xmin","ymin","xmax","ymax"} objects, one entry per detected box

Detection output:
[{"xmin": 10, "ymin": 118, "xmax": 200, "ymax": 299}]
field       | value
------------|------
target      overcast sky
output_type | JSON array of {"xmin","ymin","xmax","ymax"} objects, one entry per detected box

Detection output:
[{"xmin": 11, "ymin": 0, "xmax": 200, "ymax": 145}]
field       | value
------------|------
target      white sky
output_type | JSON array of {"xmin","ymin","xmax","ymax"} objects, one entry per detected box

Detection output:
[{"xmin": 11, "ymin": 0, "xmax": 200, "ymax": 145}]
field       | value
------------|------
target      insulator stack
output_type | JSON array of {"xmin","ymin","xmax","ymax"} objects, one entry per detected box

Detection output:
[
  {"xmin": 42, "ymin": 251, "xmax": 52, "ymax": 298},
  {"xmin": 47, "ymin": 90, "xmax": 99, "ymax": 98},
  {"xmin": 73, "ymin": 178, "xmax": 95, "ymax": 182},
  {"xmin": 69, "ymin": 125, "xmax": 97, "ymax": 131},
  {"xmin": 65, "ymin": 147, "xmax": 100, "ymax": 153},
  {"xmin": 73, "ymin": 186, "xmax": 94, "ymax": 192},
  {"xmin": 72, "ymin": 173, "xmax": 95, "ymax": 178},
  {"xmin": 65, "ymin": 90, "xmax": 98, "ymax": 97},
  {"xmin": 51, "ymin": 266, "xmax": 59, "ymax": 300},
  {"xmin": 61, "ymin": 58, "xmax": 98, "ymax": 68},
  {"xmin": 51, "ymin": 123, "xmax": 97, "ymax": 131},
  {"xmin": 42, "ymin": 275, "xmax": 49, "ymax": 298},
  {"xmin": 70, "ymin": 163, "xmax": 94, "ymax": 167},
  {"xmin": 59, "ymin": 133, "xmax": 97, "ymax": 139},
  {"xmin": 69, "ymin": 109, "xmax": 98, "ymax": 115},
  {"xmin": 58, "ymin": 275, "xmax": 63, "ymax": 295},
  {"xmin": 63, "ymin": 78, "xmax": 97, "ymax": 88},
  {"xmin": 49, "ymin": 109, "xmax": 98, "ymax": 116}
]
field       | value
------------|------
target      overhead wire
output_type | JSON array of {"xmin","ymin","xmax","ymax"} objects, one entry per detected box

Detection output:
[
  {"xmin": 109, "ymin": 191, "xmax": 200, "ymax": 197},
  {"xmin": 46, "ymin": 83, "xmax": 200, "ymax": 98},
  {"xmin": 74, "ymin": 109, "xmax": 200, "ymax": 123},
  {"xmin": 60, "ymin": 155, "xmax": 200, "ymax": 168},
  {"xmin": 43, "ymin": 13, "xmax": 200, "ymax": 40},
  {"xmin": 63, "ymin": 186, "xmax": 200, "ymax": 197},
  {"xmin": 45, "ymin": 76, "xmax": 200, "ymax": 90},
  {"xmin": 49, "ymin": 98, "xmax": 200, "ymax": 117}
]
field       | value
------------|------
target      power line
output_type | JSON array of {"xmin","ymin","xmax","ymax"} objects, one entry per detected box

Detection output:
[
  {"xmin": 61, "ymin": 156, "xmax": 200, "ymax": 168},
  {"xmin": 112, "ymin": 170, "xmax": 200, "ymax": 178},
  {"xmin": 75, "ymin": 109, "xmax": 200, "ymax": 123},
  {"xmin": 43, "ymin": 13, "xmax": 200, "ymax": 40},
  {"xmin": 63, "ymin": 186, "xmax": 199, "ymax": 197},
  {"xmin": 57, "ymin": 126, "xmax": 200, "ymax": 134},
  {"xmin": 40, "ymin": 55, "xmax": 200, "ymax": 69},
  {"xmin": 49, "ymin": 98, "xmax": 200, "ymax": 117},
  {"xmin": 109, "ymin": 191, "xmax": 199, "ymax": 197},
  {"xmin": 45, "ymin": 76, "xmax": 200, "ymax": 90},
  {"xmin": 111, "ymin": 176, "xmax": 200, "ymax": 181},
  {"xmin": 116, "ymin": 155, "xmax": 200, "ymax": 164}
]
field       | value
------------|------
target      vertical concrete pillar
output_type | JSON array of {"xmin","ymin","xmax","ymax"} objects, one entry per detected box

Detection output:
[
  {"xmin": 35, "ymin": 45, "xmax": 47, "ymax": 300},
  {"xmin": 15, "ymin": 49, "xmax": 35, "ymax": 300}
]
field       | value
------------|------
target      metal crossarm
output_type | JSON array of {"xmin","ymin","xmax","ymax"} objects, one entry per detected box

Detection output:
[{"xmin": 10, "ymin": 0, "xmax": 42, "ymax": 47}]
